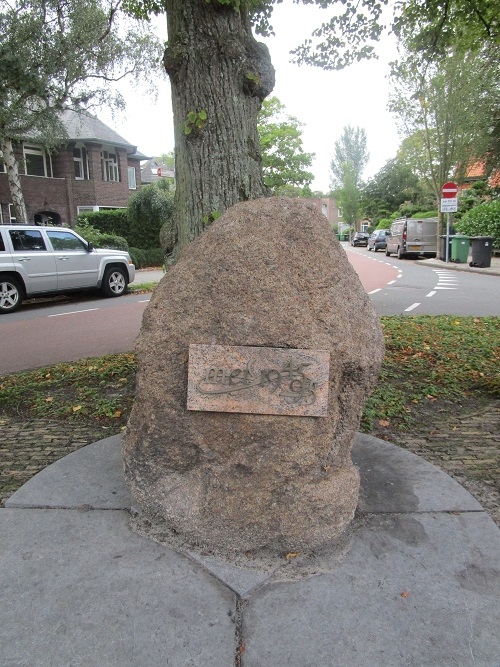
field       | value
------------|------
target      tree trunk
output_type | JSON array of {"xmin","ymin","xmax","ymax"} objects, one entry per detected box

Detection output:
[
  {"xmin": 0, "ymin": 137, "xmax": 29, "ymax": 224},
  {"xmin": 163, "ymin": 0, "xmax": 275, "ymax": 261}
]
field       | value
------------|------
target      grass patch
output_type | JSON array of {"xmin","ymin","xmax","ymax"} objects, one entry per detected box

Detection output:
[
  {"xmin": 0, "ymin": 316, "xmax": 498, "ymax": 433},
  {"xmin": 362, "ymin": 315, "xmax": 500, "ymax": 432},
  {"xmin": 128, "ymin": 281, "xmax": 160, "ymax": 293}
]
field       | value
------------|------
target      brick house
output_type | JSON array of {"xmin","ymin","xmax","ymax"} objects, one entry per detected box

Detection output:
[
  {"xmin": 459, "ymin": 160, "xmax": 500, "ymax": 191},
  {"xmin": 0, "ymin": 110, "xmax": 148, "ymax": 227},
  {"xmin": 308, "ymin": 197, "xmax": 341, "ymax": 228}
]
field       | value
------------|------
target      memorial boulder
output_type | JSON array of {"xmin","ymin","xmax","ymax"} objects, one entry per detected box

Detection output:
[{"xmin": 123, "ymin": 197, "xmax": 384, "ymax": 556}]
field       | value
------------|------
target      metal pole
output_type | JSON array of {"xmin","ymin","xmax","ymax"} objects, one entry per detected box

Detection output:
[{"xmin": 445, "ymin": 212, "xmax": 450, "ymax": 263}]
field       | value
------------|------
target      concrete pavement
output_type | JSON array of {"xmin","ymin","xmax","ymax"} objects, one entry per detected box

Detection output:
[{"xmin": 3, "ymin": 433, "xmax": 500, "ymax": 666}]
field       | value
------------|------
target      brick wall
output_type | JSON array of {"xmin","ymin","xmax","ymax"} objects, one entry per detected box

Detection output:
[{"xmin": 1, "ymin": 141, "xmax": 142, "ymax": 227}]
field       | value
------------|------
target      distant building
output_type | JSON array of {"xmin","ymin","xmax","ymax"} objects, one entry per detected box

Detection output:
[
  {"xmin": 140, "ymin": 158, "xmax": 175, "ymax": 186},
  {"xmin": 459, "ymin": 160, "xmax": 500, "ymax": 191},
  {"xmin": 0, "ymin": 110, "xmax": 149, "ymax": 226},
  {"xmin": 308, "ymin": 197, "xmax": 340, "ymax": 227}
]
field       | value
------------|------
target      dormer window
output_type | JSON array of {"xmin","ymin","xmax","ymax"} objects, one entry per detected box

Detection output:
[{"xmin": 101, "ymin": 149, "xmax": 119, "ymax": 182}]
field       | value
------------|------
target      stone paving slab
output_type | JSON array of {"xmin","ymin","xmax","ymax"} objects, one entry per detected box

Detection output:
[
  {"xmin": 243, "ymin": 512, "xmax": 500, "ymax": 667},
  {"xmin": 0, "ymin": 508, "xmax": 237, "ymax": 667},
  {"xmin": 2, "ymin": 433, "xmax": 500, "ymax": 666}
]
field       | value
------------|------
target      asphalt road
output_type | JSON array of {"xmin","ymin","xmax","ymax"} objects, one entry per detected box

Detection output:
[
  {"xmin": 346, "ymin": 246, "xmax": 500, "ymax": 317},
  {"xmin": 0, "ymin": 248, "xmax": 498, "ymax": 375}
]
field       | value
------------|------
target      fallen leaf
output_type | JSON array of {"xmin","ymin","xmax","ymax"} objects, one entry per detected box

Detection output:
[
  {"xmin": 113, "ymin": 410, "xmax": 122, "ymax": 418},
  {"xmin": 45, "ymin": 397, "xmax": 54, "ymax": 402},
  {"xmin": 378, "ymin": 419, "xmax": 390, "ymax": 427},
  {"xmin": 322, "ymin": 465, "xmax": 331, "ymax": 472},
  {"xmin": 401, "ymin": 591, "xmax": 409, "ymax": 598},
  {"xmin": 72, "ymin": 405, "xmax": 82, "ymax": 412},
  {"xmin": 285, "ymin": 552, "xmax": 300, "ymax": 560}
]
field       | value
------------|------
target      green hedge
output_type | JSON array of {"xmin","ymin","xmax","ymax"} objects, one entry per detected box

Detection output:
[
  {"xmin": 77, "ymin": 209, "xmax": 129, "ymax": 237},
  {"xmin": 456, "ymin": 200, "xmax": 500, "ymax": 248},
  {"xmin": 128, "ymin": 247, "xmax": 164, "ymax": 269},
  {"xmin": 410, "ymin": 211, "xmax": 439, "ymax": 219}
]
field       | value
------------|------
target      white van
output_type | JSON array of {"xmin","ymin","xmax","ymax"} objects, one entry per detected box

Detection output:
[{"xmin": 385, "ymin": 217, "xmax": 438, "ymax": 259}]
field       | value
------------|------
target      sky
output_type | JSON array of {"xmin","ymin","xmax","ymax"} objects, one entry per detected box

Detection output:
[{"xmin": 101, "ymin": 1, "xmax": 401, "ymax": 193}]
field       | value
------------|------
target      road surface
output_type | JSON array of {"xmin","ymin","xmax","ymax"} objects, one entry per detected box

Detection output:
[{"xmin": 0, "ymin": 248, "xmax": 498, "ymax": 374}]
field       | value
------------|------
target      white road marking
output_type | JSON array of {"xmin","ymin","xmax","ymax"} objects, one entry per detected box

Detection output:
[
  {"xmin": 387, "ymin": 280, "xmax": 396, "ymax": 285},
  {"xmin": 48, "ymin": 308, "xmax": 99, "ymax": 317},
  {"xmin": 368, "ymin": 288, "xmax": 382, "ymax": 294},
  {"xmin": 405, "ymin": 303, "xmax": 421, "ymax": 312},
  {"xmin": 426, "ymin": 291, "xmax": 437, "ymax": 297}
]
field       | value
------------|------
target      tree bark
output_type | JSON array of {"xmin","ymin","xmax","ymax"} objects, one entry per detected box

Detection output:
[
  {"xmin": 163, "ymin": 0, "xmax": 275, "ymax": 261},
  {"xmin": 0, "ymin": 137, "xmax": 29, "ymax": 224}
]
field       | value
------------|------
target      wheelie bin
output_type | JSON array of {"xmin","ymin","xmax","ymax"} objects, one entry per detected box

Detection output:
[
  {"xmin": 450, "ymin": 235, "xmax": 470, "ymax": 263},
  {"xmin": 439, "ymin": 235, "xmax": 453, "ymax": 261},
  {"xmin": 469, "ymin": 236, "xmax": 494, "ymax": 268}
]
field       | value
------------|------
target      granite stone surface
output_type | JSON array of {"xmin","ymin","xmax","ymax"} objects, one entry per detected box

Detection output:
[{"xmin": 123, "ymin": 197, "xmax": 385, "ymax": 556}]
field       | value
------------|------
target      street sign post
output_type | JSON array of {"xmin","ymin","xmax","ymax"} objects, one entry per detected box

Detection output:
[
  {"xmin": 441, "ymin": 182, "xmax": 458, "ymax": 198},
  {"xmin": 441, "ymin": 182, "xmax": 458, "ymax": 262},
  {"xmin": 441, "ymin": 198, "xmax": 458, "ymax": 213}
]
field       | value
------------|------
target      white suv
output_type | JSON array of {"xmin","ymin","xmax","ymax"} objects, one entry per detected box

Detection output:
[{"xmin": 0, "ymin": 225, "xmax": 135, "ymax": 313}]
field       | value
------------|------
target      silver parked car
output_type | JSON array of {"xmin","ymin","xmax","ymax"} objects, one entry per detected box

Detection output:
[{"xmin": 0, "ymin": 225, "xmax": 135, "ymax": 313}]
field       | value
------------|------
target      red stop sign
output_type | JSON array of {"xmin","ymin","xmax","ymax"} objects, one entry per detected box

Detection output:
[{"xmin": 441, "ymin": 181, "xmax": 458, "ymax": 198}]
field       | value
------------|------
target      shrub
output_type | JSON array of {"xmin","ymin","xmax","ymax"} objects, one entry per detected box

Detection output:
[
  {"xmin": 376, "ymin": 218, "xmax": 392, "ymax": 229},
  {"xmin": 127, "ymin": 182, "xmax": 175, "ymax": 249},
  {"xmin": 128, "ymin": 247, "xmax": 165, "ymax": 269},
  {"xmin": 96, "ymin": 234, "xmax": 129, "ymax": 251},
  {"xmin": 410, "ymin": 211, "xmax": 439, "ymax": 219},
  {"xmin": 76, "ymin": 209, "xmax": 129, "ymax": 237},
  {"xmin": 456, "ymin": 200, "xmax": 500, "ymax": 248},
  {"xmin": 74, "ymin": 221, "xmax": 129, "ymax": 251}
]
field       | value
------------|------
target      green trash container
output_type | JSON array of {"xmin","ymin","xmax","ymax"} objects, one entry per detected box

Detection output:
[{"xmin": 450, "ymin": 235, "xmax": 470, "ymax": 263}]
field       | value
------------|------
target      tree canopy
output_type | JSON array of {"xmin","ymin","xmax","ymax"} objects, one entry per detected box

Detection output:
[
  {"xmin": 257, "ymin": 96, "xmax": 314, "ymax": 195},
  {"xmin": 361, "ymin": 158, "xmax": 426, "ymax": 223},
  {"xmin": 0, "ymin": 0, "xmax": 160, "ymax": 222},
  {"xmin": 123, "ymin": 0, "xmax": 499, "ymax": 257},
  {"xmin": 389, "ymin": 46, "xmax": 499, "ymax": 204},
  {"xmin": 330, "ymin": 125, "xmax": 368, "ymax": 228}
]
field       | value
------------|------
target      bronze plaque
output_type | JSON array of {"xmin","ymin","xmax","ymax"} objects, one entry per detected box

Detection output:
[{"xmin": 187, "ymin": 345, "xmax": 329, "ymax": 417}]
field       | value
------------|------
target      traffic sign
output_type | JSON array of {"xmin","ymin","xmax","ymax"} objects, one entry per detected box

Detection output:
[
  {"xmin": 441, "ymin": 198, "xmax": 458, "ymax": 213},
  {"xmin": 441, "ymin": 181, "xmax": 458, "ymax": 198}
]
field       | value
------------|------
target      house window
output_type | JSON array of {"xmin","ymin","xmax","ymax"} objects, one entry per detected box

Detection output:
[
  {"xmin": 24, "ymin": 144, "xmax": 53, "ymax": 177},
  {"xmin": 101, "ymin": 150, "xmax": 119, "ymax": 182},
  {"xmin": 9, "ymin": 204, "xmax": 16, "ymax": 224},
  {"xmin": 77, "ymin": 206, "xmax": 99, "ymax": 215},
  {"xmin": 128, "ymin": 166, "xmax": 136, "ymax": 190},
  {"xmin": 74, "ymin": 146, "xmax": 89, "ymax": 180},
  {"xmin": 322, "ymin": 203, "xmax": 328, "ymax": 217}
]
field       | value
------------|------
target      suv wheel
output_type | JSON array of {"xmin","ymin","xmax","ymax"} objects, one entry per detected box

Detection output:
[
  {"xmin": 0, "ymin": 277, "xmax": 23, "ymax": 314},
  {"xmin": 385, "ymin": 247, "xmax": 391, "ymax": 256},
  {"xmin": 397, "ymin": 247, "xmax": 405, "ymax": 260},
  {"xmin": 101, "ymin": 267, "xmax": 127, "ymax": 297}
]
